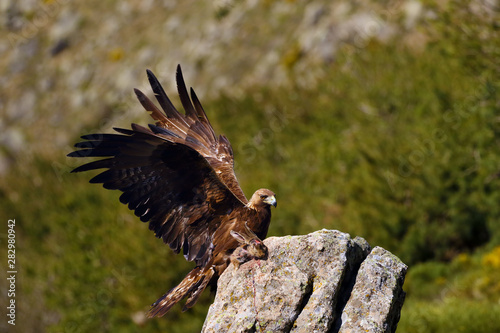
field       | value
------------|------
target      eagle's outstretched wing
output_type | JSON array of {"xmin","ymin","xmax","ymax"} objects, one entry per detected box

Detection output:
[
  {"xmin": 138, "ymin": 65, "xmax": 248, "ymax": 204},
  {"xmin": 68, "ymin": 66, "xmax": 247, "ymax": 267}
]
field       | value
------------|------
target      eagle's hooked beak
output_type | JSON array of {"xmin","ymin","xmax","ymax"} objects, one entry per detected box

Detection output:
[{"xmin": 264, "ymin": 195, "xmax": 277, "ymax": 208}]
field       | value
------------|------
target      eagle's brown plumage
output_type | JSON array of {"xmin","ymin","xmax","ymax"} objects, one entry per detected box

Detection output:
[{"xmin": 68, "ymin": 65, "xmax": 277, "ymax": 317}]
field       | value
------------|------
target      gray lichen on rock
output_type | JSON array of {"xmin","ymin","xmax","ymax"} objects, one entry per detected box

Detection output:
[
  {"xmin": 202, "ymin": 229, "xmax": 407, "ymax": 333},
  {"xmin": 338, "ymin": 246, "xmax": 407, "ymax": 333}
]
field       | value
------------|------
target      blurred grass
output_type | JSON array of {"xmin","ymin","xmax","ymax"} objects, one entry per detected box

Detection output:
[
  {"xmin": 1, "ymin": 159, "xmax": 212, "ymax": 332},
  {"xmin": 1, "ymin": 0, "xmax": 500, "ymax": 332}
]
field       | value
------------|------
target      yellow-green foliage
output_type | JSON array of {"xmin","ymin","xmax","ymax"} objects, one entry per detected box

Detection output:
[
  {"xmin": 400, "ymin": 245, "xmax": 500, "ymax": 332},
  {"xmin": 1, "ymin": 1, "xmax": 499, "ymax": 332}
]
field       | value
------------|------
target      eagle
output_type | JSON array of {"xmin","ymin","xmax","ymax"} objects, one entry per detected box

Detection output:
[{"xmin": 67, "ymin": 65, "xmax": 277, "ymax": 317}]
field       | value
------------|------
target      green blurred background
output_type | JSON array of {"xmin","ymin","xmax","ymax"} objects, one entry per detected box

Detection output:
[{"xmin": 1, "ymin": 0, "xmax": 500, "ymax": 332}]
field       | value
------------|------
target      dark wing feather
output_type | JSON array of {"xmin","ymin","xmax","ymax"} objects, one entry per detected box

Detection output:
[
  {"xmin": 175, "ymin": 65, "xmax": 198, "ymax": 120},
  {"xmin": 145, "ymin": 69, "xmax": 190, "ymax": 129},
  {"xmin": 134, "ymin": 65, "xmax": 248, "ymax": 203},
  {"xmin": 190, "ymin": 87, "xmax": 216, "ymax": 139},
  {"xmin": 146, "ymin": 69, "xmax": 177, "ymax": 117},
  {"xmin": 69, "ymin": 127, "xmax": 244, "ymax": 266}
]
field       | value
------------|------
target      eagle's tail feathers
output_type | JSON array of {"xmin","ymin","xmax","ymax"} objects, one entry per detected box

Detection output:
[
  {"xmin": 147, "ymin": 266, "xmax": 212, "ymax": 318},
  {"xmin": 182, "ymin": 267, "xmax": 214, "ymax": 311}
]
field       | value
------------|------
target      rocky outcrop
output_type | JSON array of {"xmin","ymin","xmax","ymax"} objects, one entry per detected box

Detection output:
[{"xmin": 202, "ymin": 229, "xmax": 407, "ymax": 333}]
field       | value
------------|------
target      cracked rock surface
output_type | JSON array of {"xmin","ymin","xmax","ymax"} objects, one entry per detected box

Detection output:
[{"xmin": 202, "ymin": 229, "xmax": 407, "ymax": 333}]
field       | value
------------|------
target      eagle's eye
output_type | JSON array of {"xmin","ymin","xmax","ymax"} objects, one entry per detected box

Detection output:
[{"xmin": 260, "ymin": 195, "xmax": 267, "ymax": 199}]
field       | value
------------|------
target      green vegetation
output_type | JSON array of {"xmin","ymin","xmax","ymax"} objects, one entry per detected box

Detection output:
[{"xmin": 1, "ymin": 1, "xmax": 499, "ymax": 332}]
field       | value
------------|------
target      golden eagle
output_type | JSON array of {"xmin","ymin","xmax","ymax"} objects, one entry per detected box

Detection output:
[{"xmin": 68, "ymin": 65, "xmax": 276, "ymax": 317}]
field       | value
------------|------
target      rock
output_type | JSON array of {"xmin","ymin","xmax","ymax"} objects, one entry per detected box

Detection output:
[
  {"xmin": 337, "ymin": 247, "xmax": 407, "ymax": 333},
  {"xmin": 202, "ymin": 229, "xmax": 407, "ymax": 333}
]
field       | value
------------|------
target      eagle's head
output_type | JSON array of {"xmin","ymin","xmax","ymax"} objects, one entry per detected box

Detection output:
[{"xmin": 250, "ymin": 188, "xmax": 277, "ymax": 208}]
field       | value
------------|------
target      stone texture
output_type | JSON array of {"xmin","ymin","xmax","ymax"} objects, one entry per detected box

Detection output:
[
  {"xmin": 338, "ymin": 246, "xmax": 407, "ymax": 333},
  {"xmin": 202, "ymin": 229, "xmax": 407, "ymax": 333}
]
